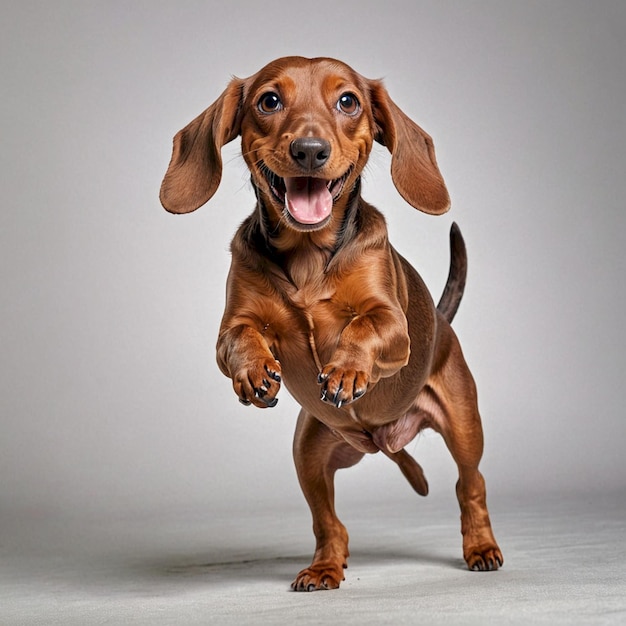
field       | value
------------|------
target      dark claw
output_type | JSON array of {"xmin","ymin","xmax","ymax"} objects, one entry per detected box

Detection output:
[
  {"xmin": 317, "ymin": 372, "xmax": 327, "ymax": 384},
  {"xmin": 239, "ymin": 398, "xmax": 251, "ymax": 406},
  {"xmin": 264, "ymin": 397, "xmax": 278, "ymax": 408},
  {"xmin": 265, "ymin": 365, "xmax": 281, "ymax": 382},
  {"xmin": 331, "ymin": 383, "xmax": 343, "ymax": 407},
  {"xmin": 320, "ymin": 388, "xmax": 328, "ymax": 402},
  {"xmin": 353, "ymin": 388, "xmax": 366, "ymax": 400}
]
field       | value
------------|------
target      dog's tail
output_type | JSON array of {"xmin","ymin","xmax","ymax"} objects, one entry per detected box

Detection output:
[{"xmin": 436, "ymin": 222, "xmax": 467, "ymax": 324}]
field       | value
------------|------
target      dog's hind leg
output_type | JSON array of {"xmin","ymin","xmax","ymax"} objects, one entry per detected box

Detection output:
[
  {"xmin": 424, "ymin": 325, "xmax": 503, "ymax": 571},
  {"xmin": 291, "ymin": 410, "xmax": 365, "ymax": 591}
]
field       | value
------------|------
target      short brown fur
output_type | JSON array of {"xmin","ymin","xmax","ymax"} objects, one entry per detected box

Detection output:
[{"xmin": 161, "ymin": 56, "xmax": 502, "ymax": 591}]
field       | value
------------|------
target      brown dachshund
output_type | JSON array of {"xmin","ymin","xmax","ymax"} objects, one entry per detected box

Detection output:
[{"xmin": 160, "ymin": 56, "xmax": 503, "ymax": 591}]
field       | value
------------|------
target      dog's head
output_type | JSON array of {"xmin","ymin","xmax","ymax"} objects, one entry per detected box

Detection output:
[{"xmin": 160, "ymin": 56, "xmax": 450, "ymax": 229}]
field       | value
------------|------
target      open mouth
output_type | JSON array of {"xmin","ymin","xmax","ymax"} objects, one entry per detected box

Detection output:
[{"xmin": 260, "ymin": 165, "xmax": 351, "ymax": 230}]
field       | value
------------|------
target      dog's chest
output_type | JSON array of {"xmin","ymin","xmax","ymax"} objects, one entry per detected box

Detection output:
[
  {"xmin": 264, "ymin": 250, "xmax": 358, "ymax": 393},
  {"xmin": 266, "ymin": 266, "xmax": 349, "ymax": 373},
  {"xmin": 280, "ymin": 282, "xmax": 353, "ymax": 362},
  {"xmin": 274, "ymin": 293, "xmax": 356, "ymax": 422}
]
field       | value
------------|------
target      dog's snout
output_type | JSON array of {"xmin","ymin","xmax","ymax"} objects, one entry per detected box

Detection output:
[{"xmin": 290, "ymin": 137, "xmax": 331, "ymax": 170}]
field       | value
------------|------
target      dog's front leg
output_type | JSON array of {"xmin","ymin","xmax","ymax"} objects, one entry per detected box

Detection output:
[
  {"xmin": 318, "ymin": 304, "xmax": 410, "ymax": 408},
  {"xmin": 216, "ymin": 260, "xmax": 285, "ymax": 408},
  {"xmin": 217, "ymin": 324, "xmax": 282, "ymax": 408}
]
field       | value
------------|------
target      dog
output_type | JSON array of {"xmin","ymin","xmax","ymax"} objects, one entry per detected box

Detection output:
[{"xmin": 160, "ymin": 56, "xmax": 503, "ymax": 591}]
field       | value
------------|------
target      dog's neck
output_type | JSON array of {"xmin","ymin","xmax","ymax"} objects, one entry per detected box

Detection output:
[{"xmin": 242, "ymin": 178, "xmax": 362, "ymax": 290}]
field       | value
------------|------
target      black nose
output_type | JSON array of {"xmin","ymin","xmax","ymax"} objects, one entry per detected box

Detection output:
[{"xmin": 290, "ymin": 137, "xmax": 331, "ymax": 170}]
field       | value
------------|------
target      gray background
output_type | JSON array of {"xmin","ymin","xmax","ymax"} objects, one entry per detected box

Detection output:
[{"xmin": 2, "ymin": 0, "xmax": 625, "ymax": 547}]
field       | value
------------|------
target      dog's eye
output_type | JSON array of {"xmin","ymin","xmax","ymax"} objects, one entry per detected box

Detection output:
[
  {"xmin": 258, "ymin": 92, "xmax": 283, "ymax": 114},
  {"xmin": 337, "ymin": 93, "xmax": 360, "ymax": 116}
]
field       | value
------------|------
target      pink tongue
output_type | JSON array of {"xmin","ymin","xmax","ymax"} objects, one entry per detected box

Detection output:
[{"xmin": 285, "ymin": 177, "xmax": 332, "ymax": 224}]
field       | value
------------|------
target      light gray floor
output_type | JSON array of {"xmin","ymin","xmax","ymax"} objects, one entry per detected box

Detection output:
[{"xmin": 1, "ymin": 490, "xmax": 624, "ymax": 625}]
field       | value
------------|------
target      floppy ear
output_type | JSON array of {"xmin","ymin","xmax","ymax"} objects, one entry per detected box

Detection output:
[
  {"xmin": 370, "ymin": 81, "xmax": 450, "ymax": 215},
  {"xmin": 160, "ymin": 78, "xmax": 244, "ymax": 214}
]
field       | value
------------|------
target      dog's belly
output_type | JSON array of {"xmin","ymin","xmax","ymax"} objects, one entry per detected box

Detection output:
[
  {"xmin": 276, "ymin": 328, "xmax": 430, "ymax": 450},
  {"xmin": 269, "ymin": 281, "xmax": 436, "ymax": 445},
  {"xmin": 280, "ymin": 359, "xmax": 433, "ymax": 454}
]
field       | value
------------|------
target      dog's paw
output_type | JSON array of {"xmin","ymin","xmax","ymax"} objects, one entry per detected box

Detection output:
[
  {"xmin": 232, "ymin": 358, "xmax": 282, "ymax": 408},
  {"xmin": 318, "ymin": 365, "xmax": 369, "ymax": 408},
  {"xmin": 465, "ymin": 545, "xmax": 503, "ymax": 572},
  {"xmin": 291, "ymin": 565, "xmax": 344, "ymax": 592}
]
